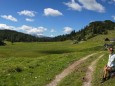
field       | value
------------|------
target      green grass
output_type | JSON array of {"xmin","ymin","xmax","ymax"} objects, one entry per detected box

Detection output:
[
  {"xmin": 0, "ymin": 30, "xmax": 115, "ymax": 86},
  {"xmin": 58, "ymin": 53, "xmax": 103, "ymax": 86},
  {"xmin": 92, "ymin": 52, "xmax": 115, "ymax": 86},
  {"xmin": 0, "ymin": 41, "xmax": 75, "ymax": 58},
  {"xmin": 0, "ymin": 52, "xmax": 91, "ymax": 86},
  {"xmin": 0, "ymin": 40, "xmax": 100, "ymax": 86}
]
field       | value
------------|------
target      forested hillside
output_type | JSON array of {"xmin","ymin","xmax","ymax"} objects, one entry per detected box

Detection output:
[
  {"xmin": 0, "ymin": 29, "xmax": 39, "ymax": 42},
  {"xmin": 0, "ymin": 20, "xmax": 115, "ymax": 44},
  {"xmin": 53, "ymin": 20, "xmax": 115, "ymax": 41}
]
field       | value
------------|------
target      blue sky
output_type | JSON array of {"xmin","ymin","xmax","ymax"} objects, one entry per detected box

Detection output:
[{"xmin": 0, "ymin": 0, "xmax": 115, "ymax": 37}]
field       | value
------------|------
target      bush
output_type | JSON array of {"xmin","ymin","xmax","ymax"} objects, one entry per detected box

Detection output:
[
  {"xmin": 7, "ymin": 66, "xmax": 23, "ymax": 73},
  {"xmin": 0, "ymin": 41, "xmax": 6, "ymax": 46}
]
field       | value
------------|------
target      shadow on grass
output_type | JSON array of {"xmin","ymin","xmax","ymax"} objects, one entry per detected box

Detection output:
[
  {"xmin": 39, "ymin": 50, "xmax": 74, "ymax": 54},
  {"xmin": 39, "ymin": 46, "xmax": 103, "ymax": 54},
  {"xmin": 79, "ymin": 46, "xmax": 104, "ymax": 52}
]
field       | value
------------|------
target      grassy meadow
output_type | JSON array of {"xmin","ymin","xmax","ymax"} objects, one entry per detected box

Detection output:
[
  {"xmin": 0, "ymin": 30, "xmax": 115, "ymax": 86},
  {"xmin": 58, "ymin": 53, "xmax": 103, "ymax": 86}
]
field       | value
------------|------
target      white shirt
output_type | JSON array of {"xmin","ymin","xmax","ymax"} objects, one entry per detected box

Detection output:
[{"xmin": 107, "ymin": 54, "xmax": 115, "ymax": 67}]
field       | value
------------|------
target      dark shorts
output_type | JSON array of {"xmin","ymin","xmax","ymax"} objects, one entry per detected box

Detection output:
[
  {"xmin": 106, "ymin": 66, "xmax": 115, "ymax": 71},
  {"xmin": 111, "ymin": 66, "xmax": 115, "ymax": 71}
]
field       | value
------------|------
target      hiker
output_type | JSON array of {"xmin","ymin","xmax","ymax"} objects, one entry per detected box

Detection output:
[{"xmin": 101, "ymin": 47, "xmax": 115, "ymax": 83}]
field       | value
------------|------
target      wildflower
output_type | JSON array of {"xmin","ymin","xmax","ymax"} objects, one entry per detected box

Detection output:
[{"xmin": 35, "ymin": 77, "xmax": 37, "ymax": 79}]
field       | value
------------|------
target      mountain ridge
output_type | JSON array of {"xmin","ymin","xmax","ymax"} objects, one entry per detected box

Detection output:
[{"xmin": 0, "ymin": 20, "xmax": 115, "ymax": 43}]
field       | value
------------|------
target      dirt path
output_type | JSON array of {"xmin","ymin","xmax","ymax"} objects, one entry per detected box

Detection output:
[
  {"xmin": 46, "ymin": 53, "xmax": 97, "ymax": 86},
  {"xmin": 83, "ymin": 54, "xmax": 104, "ymax": 86}
]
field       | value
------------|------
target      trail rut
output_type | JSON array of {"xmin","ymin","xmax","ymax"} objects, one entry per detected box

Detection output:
[
  {"xmin": 46, "ymin": 53, "xmax": 97, "ymax": 86},
  {"xmin": 83, "ymin": 54, "xmax": 104, "ymax": 86}
]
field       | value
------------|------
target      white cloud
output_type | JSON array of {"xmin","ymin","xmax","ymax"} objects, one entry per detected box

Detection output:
[
  {"xmin": 112, "ymin": 15, "xmax": 115, "ymax": 20},
  {"xmin": 64, "ymin": 0, "xmax": 82, "ymax": 11},
  {"xmin": 64, "ymin": 27, "xmax": 73, "ymax": 34},
  {"xmin": 1, "ymin": 15, "xmax": 18, "ymax": 22},
  {"xmin": 25, "ymin": 18, "xmax": 34, "ymax": 22},
  {"xmin": 78, "ymin": 0, "xmax": 105, "ymax": 12},
  {"xmin": 37, "ymin": 33, "xmax": 44, "ymax": 36},
  {"xmin": 64, "ymin": 0, "xmax": 105, "ymax": 13},
  {"xmin": 50, "ymin": 35, "xmax": 54, "ymax": 37},
  {"xmin": 18, "ymin": 10, "xmax": 36, "ymax": 17},
  {"xmin": 0, "ymin": 24, "xmax": 15, "ymax": 30},
  {"xmin": 19, "ymin": 25, "xmax": 47, "ymax": 35},
  {"xmin": 50, "ymin": 29, "xmax": 56, "ymax": 32},
  {"xmin": 0, "ymin": 24, "xmax": 47, "ymax": 36},
  {"xmin": 44, "ymin": 8, "xmax": 63, "ymax": 16}
]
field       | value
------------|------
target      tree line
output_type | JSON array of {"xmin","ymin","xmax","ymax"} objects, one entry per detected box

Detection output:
[
  {"xmin": 52, "ymin": 20, "xmax": 115, "ymax": 42},
  {"xmin": 0, "ymin": 20, "xmax": 115, "ymax": 45},
  {"xmin": 0, "ymin": 30, "xmax": 40, "ymax": 45}
]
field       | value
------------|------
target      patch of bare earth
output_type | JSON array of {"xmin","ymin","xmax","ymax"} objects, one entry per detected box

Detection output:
[
  {"xmin": 83, "ymin": 54, "xmax": 104, "ymax": 86},
  {"xmin": 46, "ymin": 53, "xmax": 97, "ymax": 86}
]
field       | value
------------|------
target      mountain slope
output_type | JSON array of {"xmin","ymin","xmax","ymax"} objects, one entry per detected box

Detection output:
[
  {"xmin": 0, "ymin": 20, "xmax": 115, "ymax": 42},
  {"xmin": 53, "ymin": 20, "xmax": 115, "ymax": 42},
  {"xmin": 0, "ymin": 29, "xmax": 39, "ymax": 42}
]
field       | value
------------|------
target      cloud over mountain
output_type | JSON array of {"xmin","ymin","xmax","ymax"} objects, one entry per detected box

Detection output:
[{"xmin": 64, "ymin": 27, "xmax": 73, "ymax": 34}]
